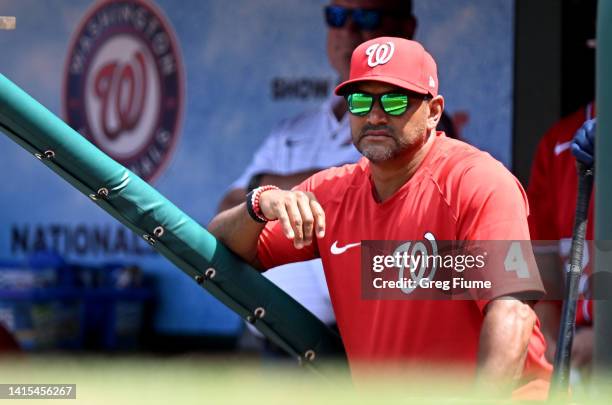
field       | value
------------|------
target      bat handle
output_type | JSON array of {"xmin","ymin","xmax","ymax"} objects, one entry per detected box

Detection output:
[{"xmin": 550, "ymin": 162, "xmax": 594, "ymax": 399}]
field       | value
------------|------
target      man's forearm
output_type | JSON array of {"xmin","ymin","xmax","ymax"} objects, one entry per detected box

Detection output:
[
  {"xmin": 208, "ymin": 202, "xmax": 265, "ymax": 268},
  {"xmin": 209, "ymin": 188, "xmax": 326, "ymax": 269},
  {"xmin": 217, "ymin": 188, "xmax": 247, "ymax": 213},
  {"xmin": 477, "ymin": 298, "xmax": 536, "ymax": 388}
]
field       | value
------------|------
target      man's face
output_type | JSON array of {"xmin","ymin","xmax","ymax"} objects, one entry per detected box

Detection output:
[
  {"xmin": 349, "ymin": 82, "xmax": 431, "ymax": 163},
  {"xmin": 326, "ymin": 0, "xmax": 416, "ymax": 82}
]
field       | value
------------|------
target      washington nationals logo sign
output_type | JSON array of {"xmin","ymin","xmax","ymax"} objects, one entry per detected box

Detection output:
[
  {"xmin": 365, "ymin": 42, "xmax": 395, "ymax": 67},
  {"xmin": 63, "ymin": 0, "xmax": 184, "ymax": 182}
]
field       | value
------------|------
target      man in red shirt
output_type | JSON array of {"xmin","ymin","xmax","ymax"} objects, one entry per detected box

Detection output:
[{"xmin": 209, "ymin": 37, "xmax": 550, "ymax": 395}]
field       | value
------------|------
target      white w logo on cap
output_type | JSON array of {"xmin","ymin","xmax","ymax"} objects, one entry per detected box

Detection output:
[{"xmin": 365, "ymin": 42, "xmax": 395, "ymax": 67}]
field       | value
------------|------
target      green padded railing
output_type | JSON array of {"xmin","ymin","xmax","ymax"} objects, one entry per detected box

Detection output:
[{"xmin": 0, "ymin": 73, "xmax": 346, "ymax": 369}]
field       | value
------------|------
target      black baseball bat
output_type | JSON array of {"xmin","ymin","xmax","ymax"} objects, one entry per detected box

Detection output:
[{"xmin": 549, "ymin": 162, "xmax": 594, "ymax": 398}]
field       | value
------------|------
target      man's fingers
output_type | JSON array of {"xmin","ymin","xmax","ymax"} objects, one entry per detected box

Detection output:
[
  {"xmin": 262, "ymin": 190, "xmax": 325, "ymax": 247},
  {"xmin": 296, "ymin": 193, "xmax": 315, "ymax": 246},
  {"xmin": 309, "ymin": 198, "xmax": 326, "ymax": 238},
  {"xmin": 284, "ymin": 196, "xmax": 305, "ymax": 248},
  {"xmin": 275, "ymin": 204, "xmax": 294, "ymax": 240},
  {"xmin": 572, "ymin": 145, "xmax": 593, "ymax": 167}
]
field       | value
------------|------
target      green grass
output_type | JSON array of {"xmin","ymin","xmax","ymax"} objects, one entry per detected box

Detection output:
[{"xmin": 0, "ymin": 355, "xmax": 609, "ymax": 404}]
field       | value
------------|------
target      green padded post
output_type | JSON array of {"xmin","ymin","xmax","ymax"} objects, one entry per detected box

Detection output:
[
  {"xmin": 0, "ymin": 74, "xmax": 346, "ymax": 369},
  {"xmin": 594, "ymin": 0, "xmax": 612, "ymax": 374}
]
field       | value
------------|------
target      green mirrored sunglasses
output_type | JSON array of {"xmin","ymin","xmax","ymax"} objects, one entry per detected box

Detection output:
[{"xmin": 346, "ymin": 92, "xmax": 415, "ymax": 116}]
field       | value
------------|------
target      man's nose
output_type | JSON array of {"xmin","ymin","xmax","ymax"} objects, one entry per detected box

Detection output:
[{"xmin": 367, "ymin": 101, "xmax": 388, "ymax": 125}]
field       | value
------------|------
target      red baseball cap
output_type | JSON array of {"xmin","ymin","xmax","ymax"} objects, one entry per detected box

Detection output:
[{"xmin": 335, "ymin": 37, "xmax": 439, "ymax": 97}]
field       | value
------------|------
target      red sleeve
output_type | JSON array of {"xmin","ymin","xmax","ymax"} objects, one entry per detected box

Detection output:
[
  {"xmin": 527, "ymin": 134, "xmax": 558, "ymax": 241},
  {"xmin": 457, "ymin": 158, "xmax": 531, "ymax": 241},
  {"xmin": 454, "ymin": 158, "xmax": 545, "ymax": 310},
  {"xmin": 256, "ymin": 177, "xmax": 319, "ymax": 270}
]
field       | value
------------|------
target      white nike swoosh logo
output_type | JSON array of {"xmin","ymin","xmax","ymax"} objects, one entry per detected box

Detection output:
[
  {"xmin": 330, "ymin": 241, "xmax": 361, "ymax": 255},
  {"xmin": 554, "ymin": 141, "xmax": 572, "ymax": 156}
]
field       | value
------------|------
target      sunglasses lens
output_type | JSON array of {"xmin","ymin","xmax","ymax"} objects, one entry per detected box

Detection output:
[
  {"xmin": 352, "ymin": 9, "xmax": 382, "ymax": 30},
  {"xmin": 381, "ymin": 94, "xmax": 409, "ymax": 115},
  {"xmin": 325, "ymin": 6, "xmax": 348, "ymax": 28},
  {"xmin": 348, "ymin": 93, "xmax": 373, "ymax": 116}
]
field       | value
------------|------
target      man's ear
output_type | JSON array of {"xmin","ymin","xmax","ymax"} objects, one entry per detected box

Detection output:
[{"xmin": 427, "ymin": 95, "xmax": 444, "ymax": 131}]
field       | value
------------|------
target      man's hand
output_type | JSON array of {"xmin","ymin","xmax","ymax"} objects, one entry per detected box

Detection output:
[
  {"xmin": 571, "ymin": 118, "xmax": 596, "ymax": 168},
  {"xmin": 259, "ymin": 190, "xmax": 326, "ymax": 249}
]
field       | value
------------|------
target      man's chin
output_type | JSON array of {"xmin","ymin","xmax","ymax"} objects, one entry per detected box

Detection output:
[{"xmin": 359, "ymin": 146, "xmax": 395, "ymax": 163}]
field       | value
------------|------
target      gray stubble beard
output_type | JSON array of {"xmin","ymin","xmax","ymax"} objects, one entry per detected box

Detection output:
[{"xmin": 354, "ymin": 129, "xmax": 410, "ymax": 163}]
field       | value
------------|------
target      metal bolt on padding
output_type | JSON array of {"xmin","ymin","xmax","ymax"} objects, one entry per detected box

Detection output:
[
  {"xmin": 153, "ymin": 226, "xmax": 165, "ymax": 238},
  {"xmin": 253, "ymin": 307, "xmax": 266, "ymax": 319},
  {"xmin": 142, "ymin": 227, "xmax": 164, "ymax": 246},
  {"xmin": 296, "ymin": 350, "xmax": 316, "ymax": 366},
  {"xmin": 97, "ymin": 187, "xmax": 109, "ymax": 198},
  {"xmin": 35, "ymin": 149, "xmax": 55, "ymax": 160},
  {"xmin": 246, "ymin": 306, "xmax": 266, "ymax": 324},
  {"xmin": 195, "ymin": 268, "xmax": 216, "ymax": 285},
  {"xmin": 89, "ymin": 187, "xmax": 109, "ymax": 201},
  {"xmin": 204, "ymin": 268, "xmax": 216, "ymax": 280},
  {"xmin": 142, "ymin": 234, "xmax": 156, "ymax": 246},
  {"xmin": 304, "ymin": 350, "xmax": 316, "ymax": 362}
]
